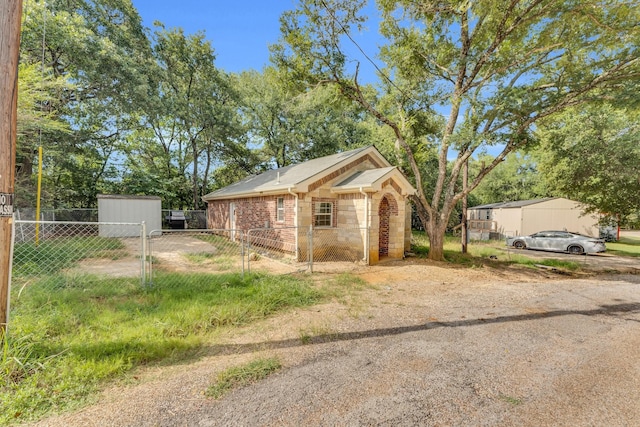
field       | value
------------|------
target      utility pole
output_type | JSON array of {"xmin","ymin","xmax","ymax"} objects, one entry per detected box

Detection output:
[
  {"xmin": 461, "ymin": 159, "xmax": 468, "ymax": 254},
  {"xmin": 1, "ymin": 0, "xmax": 23, "ymax": 332}
]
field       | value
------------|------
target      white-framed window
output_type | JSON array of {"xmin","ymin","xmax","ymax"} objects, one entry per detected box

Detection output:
[
  {"xmin": 314, "ymin": 202, "xmax": 333, "ymax": 227},
  {"xmin": 276, "ymin": 197, "xmax": 285, "ymax": 222}
]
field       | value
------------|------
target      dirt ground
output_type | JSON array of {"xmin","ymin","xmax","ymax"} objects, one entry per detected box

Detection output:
[{"xmin": 26, "ymin": 260, "xmax": 640, "ymax": 427}]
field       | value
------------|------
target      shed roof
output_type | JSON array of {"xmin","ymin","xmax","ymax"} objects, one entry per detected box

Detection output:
[{"xmin": 470, "ymin": 198, "xmax": 555, "ymax": 210}]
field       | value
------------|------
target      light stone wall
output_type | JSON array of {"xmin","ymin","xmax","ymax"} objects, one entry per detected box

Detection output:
[
  {"xmin": 293, "ymin": 159, "xmax": 409, "ymax": 265},
  {"xmin": 369, "ymin": 183, "xmax": 407, "ymax": 264}
]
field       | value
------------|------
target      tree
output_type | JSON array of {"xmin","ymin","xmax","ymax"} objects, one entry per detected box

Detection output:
[
  {"xmin": 471, "ymin": 152, "xmax": 547, "ymax": 205},
  {"xmin": 122, "ymin": 25, "xmax": 248, "ymax": 209},
  {"xmin": 238, "ymin": 67, "xmax": 374, "ymax": 169},
  {"xmin": 273, "ymin": 0, "xmax": 640, "ymax": 260},
  {"xmin": 18, "ymin": 0, "xmax": 154, "ymax": 208},
  {"xmin": 535, "ymin": 104, "xmax": 640, "ymax": 226}
]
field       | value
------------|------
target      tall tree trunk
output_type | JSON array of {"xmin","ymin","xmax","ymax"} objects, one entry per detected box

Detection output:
[
  {"xmin": 426, "ymin": 218, "xmax": 447, "ymax": 261},
  {"xmin": 461, "ymin": 159, "xmax": 468, "ymax": 254}
]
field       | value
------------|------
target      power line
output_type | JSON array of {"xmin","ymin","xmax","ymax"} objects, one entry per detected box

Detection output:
[{"xmin": 317, "ymin": 0, "xmax": 413, "ymax": 101}]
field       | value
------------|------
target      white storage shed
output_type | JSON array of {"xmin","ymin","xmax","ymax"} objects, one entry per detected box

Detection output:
[
  {"xmin": 97, "ymin": 194, "xmax": 162, "ymax": 237},
  {"xmin": 468, "ymin": 197, "xmax": 599, "ymax": 239}
]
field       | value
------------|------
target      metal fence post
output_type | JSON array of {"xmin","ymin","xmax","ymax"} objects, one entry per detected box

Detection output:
[
  {"xmin": 241, "ymin": 231, "xmax": 245, "ymax": 279},
  {"xmin": 5, "ymin": 214, "xmax": 16, "ymax": 334},
  {"xmin": 141, "ymin": 221, "xmax": 146, "ymax": 287},
  {"xmin": 148, "ymin": 231, "xmax": 154, "ymax": 286},
  {"xmin": 308, "ymin": 225, "xmax": 313, "ymax": 273},
  {"xmin": 247, "ymin": 229, "xmax": 252, "ymax": 275}
]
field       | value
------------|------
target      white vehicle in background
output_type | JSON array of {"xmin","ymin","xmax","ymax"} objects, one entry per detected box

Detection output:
[{"xmin": 506, "ymin": 231, "xmax": 606, "ymax": 255}]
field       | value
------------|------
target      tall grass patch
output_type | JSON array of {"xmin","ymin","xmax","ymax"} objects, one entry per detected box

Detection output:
[
  {"xmin": 2, "ymin": 272, "xmax": 321, "ymax": 425},
  {"xmin": 206, "ymin": 357, "xmax": 282, "ymax": 399}
]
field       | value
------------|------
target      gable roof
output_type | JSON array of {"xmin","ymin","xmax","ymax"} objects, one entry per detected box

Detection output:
[
  {"xmin": 331, "ymin": 167, "xmax": 414, "ymax": 195},
  {"xmin": 202, "ymin": 146, "xmax": 414, "ymax": 201},
  {"xmin": 470, "ymin": 198, "xmax": 556, "ymax": 210}
]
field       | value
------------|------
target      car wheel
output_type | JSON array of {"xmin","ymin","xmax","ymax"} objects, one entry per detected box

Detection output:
[
  {"xmin": 513, "ymin": 240, "xmax": 526, "ymax": 249},
  {"xmin": 567, "ymin": 245, "xmax": 584, "ymax": 255}
]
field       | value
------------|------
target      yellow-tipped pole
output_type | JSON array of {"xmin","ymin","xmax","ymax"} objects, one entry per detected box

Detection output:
[{"xmin": 35, "ymin": 146, "xmax": 43, "ymax": 245}]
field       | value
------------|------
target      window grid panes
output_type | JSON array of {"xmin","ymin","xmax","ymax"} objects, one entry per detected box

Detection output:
[
  {"xmin": 315, "ymin": 202, "xmax": 333, "ymax": 227},
  {"xmin": 277, "ymin": 197, "xmax": 284, "ymax": 222}
]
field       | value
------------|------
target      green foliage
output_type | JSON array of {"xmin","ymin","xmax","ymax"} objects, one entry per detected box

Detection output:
[
  {"xmin": 534, "ymin": 104, "xmax": 640, "ymax": 225},
  {"xmin": 117, "ymin": 25, "xmax": 249, "ymax": 209},
  {"xmin": 274, "ymin": 0, "xmax": 640, "ymax": 260},
  {"xmin": 471, "ymin": 152, "xmax": 548, "ymax": 205},
  {"xmin": 206, "ymin": 357, "xmax": 282, "ymax": 399},
  {"xmin": 18, "ymin": 0, "xmax": 154, "ymax": 209},
  {"xmin": 238, "ymin": 67, "xmax": 373, "ymax": 169},
  {"xmin": 2, "ymin": 272, "xmax": 321, "ymax": 424}
]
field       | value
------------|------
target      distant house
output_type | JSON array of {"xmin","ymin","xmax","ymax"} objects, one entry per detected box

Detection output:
[
  {"xmin": 467, "ymin": 197, "xmax": 599, "ymax": 239},
  {"xmin": 201, "ymin": 146, "xmax": 416, "ymax": 264}
]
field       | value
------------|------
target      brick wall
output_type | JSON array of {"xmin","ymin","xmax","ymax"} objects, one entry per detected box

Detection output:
[
  {"xmin": 379, "ymin": 197, "xmax": 390, "ymax": 256},
  {"xmin": 206, "ymin": 195, "xmax": 297, "ymax": 253}
]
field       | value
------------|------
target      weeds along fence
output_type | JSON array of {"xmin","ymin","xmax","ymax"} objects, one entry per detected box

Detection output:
[
  {"xmin": 10, "ymin": 221, "xmax": 370, "ymax": 311},
  {"xmin": 9, "ymin": 221, "xmax": 370, "ymax": 328}
]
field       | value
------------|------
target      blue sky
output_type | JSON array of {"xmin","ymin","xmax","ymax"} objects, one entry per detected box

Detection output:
[
  {"xmin": 132, "ymin": 0, "xmax": 295, "ymax": 73},
  {"xmin": 132, "ymin": 0, "xmax": 383, "ymax": 80}
]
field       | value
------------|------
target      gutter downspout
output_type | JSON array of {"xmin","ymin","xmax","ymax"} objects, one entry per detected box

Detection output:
[
  {"xmin": 288, "ymin": 187, "xmax": 299, "ymax": 260},
  {"xmin": 360, "ymin": 187, "xmax": 369, "ymax": 265}
]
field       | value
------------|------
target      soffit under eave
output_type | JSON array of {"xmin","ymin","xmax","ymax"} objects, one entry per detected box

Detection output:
[{"xmin": 331, "ymin": 170, "xmax": 416, "ymax": 196}]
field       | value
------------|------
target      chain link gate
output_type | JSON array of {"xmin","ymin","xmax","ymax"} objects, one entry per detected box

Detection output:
[{"xmin": 147, "ymin": 229, "xmax": 246, "ymax": 285}]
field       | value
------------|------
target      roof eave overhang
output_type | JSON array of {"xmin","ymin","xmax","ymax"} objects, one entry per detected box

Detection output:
[{"xmin": 202, "ymin": 185, "xmax": 300, "ymax": 202}]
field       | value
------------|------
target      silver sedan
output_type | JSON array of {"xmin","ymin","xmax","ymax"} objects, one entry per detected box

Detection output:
[{"xmin": 506, "ymin": 231, "xmax": 606, "ymax": 255}]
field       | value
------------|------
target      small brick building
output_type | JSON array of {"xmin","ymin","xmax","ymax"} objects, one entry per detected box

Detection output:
[{"xmin": 201, "ymin": 146, "xmax": 416, "ymax": 264}]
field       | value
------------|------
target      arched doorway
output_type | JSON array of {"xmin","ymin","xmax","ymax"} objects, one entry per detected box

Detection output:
[{"xmin": 378, "ymin": 196, "xmax": 390, "ymax": 257}]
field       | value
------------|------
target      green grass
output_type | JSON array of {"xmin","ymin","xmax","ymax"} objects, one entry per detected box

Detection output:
[
  {"xmin": 606, "ymin": 236, "xmax": 640, "ymax": 257},
  {"xmin": 183, "ymin": 252, "xmax": 235, "ymax": 270},
  {"xmin": 2, "ymin": 272, "xmax": 323, "ymax": 425},
  {"xmin": 12, "ymin": 237, "xmax": 126, "ymax": 276},
  {"xmin": 205, "ymin": 357, "xmax": 282, "ymax": 399},
  {"xmin": 411, "ymin": 231, "xmax": 581, "ymax": 270}
]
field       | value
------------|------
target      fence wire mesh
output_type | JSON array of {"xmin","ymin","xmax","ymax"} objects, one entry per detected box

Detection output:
[
  {"xmin": 246, "ymin": 227, "xmax": 307, "ymax": 274},
  {"xmin": 147, "ymin": 229, "xmax": 245, "ymax": 286},
  {"xmin": 9, "ymin": 222, "xmax": 373, "ymax": 331},
  {"xmin": 308, "ymin": 226, "xmax": 370, "ymax": 273},
  {"xmin": 10, "ymin": 221, "xmax": 145, "ymax": 320}
]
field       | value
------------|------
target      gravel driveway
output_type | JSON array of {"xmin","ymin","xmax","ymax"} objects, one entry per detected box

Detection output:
[{"xmin": 28, "ymin": 265, "xmax": 640, "ymax": 427}]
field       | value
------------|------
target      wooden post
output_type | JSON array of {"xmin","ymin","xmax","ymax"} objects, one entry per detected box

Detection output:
[
  {"xmin": 461, "ymin": 159, "xmax": 468, "ymax": 254},
  {"xmin": 1, "ymin": 0, "xmax": 24, "ymax": 332}
]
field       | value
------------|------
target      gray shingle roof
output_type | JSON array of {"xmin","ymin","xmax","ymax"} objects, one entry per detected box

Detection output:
[{"xmin": 202, "ymin": 146, "xmax": 379, "ymax": 200}]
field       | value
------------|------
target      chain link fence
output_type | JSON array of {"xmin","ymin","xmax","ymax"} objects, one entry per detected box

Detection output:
[
  {"xmin": 14, "ymin": 208, "xmax": 207, "ymax": 229},
  {"xmin": 8, "ymin": 221, "xmax": 371, "ymax": 331},
  {"xmin": 147, "ymin": 229, "xmax": 245, "ymax": 286},
  {"xmin": 9, "ymin": 220, "xmax": 146, "ymax": 324}
]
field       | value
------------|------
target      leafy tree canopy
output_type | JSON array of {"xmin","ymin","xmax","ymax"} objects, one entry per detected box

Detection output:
[
  {"xmin": 273, "ymin": 0, "xmax": 640, "ymax": 259},
  {"xmin": 534, "ymin": 104, "xmax": 640, "ymax": 225}
]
